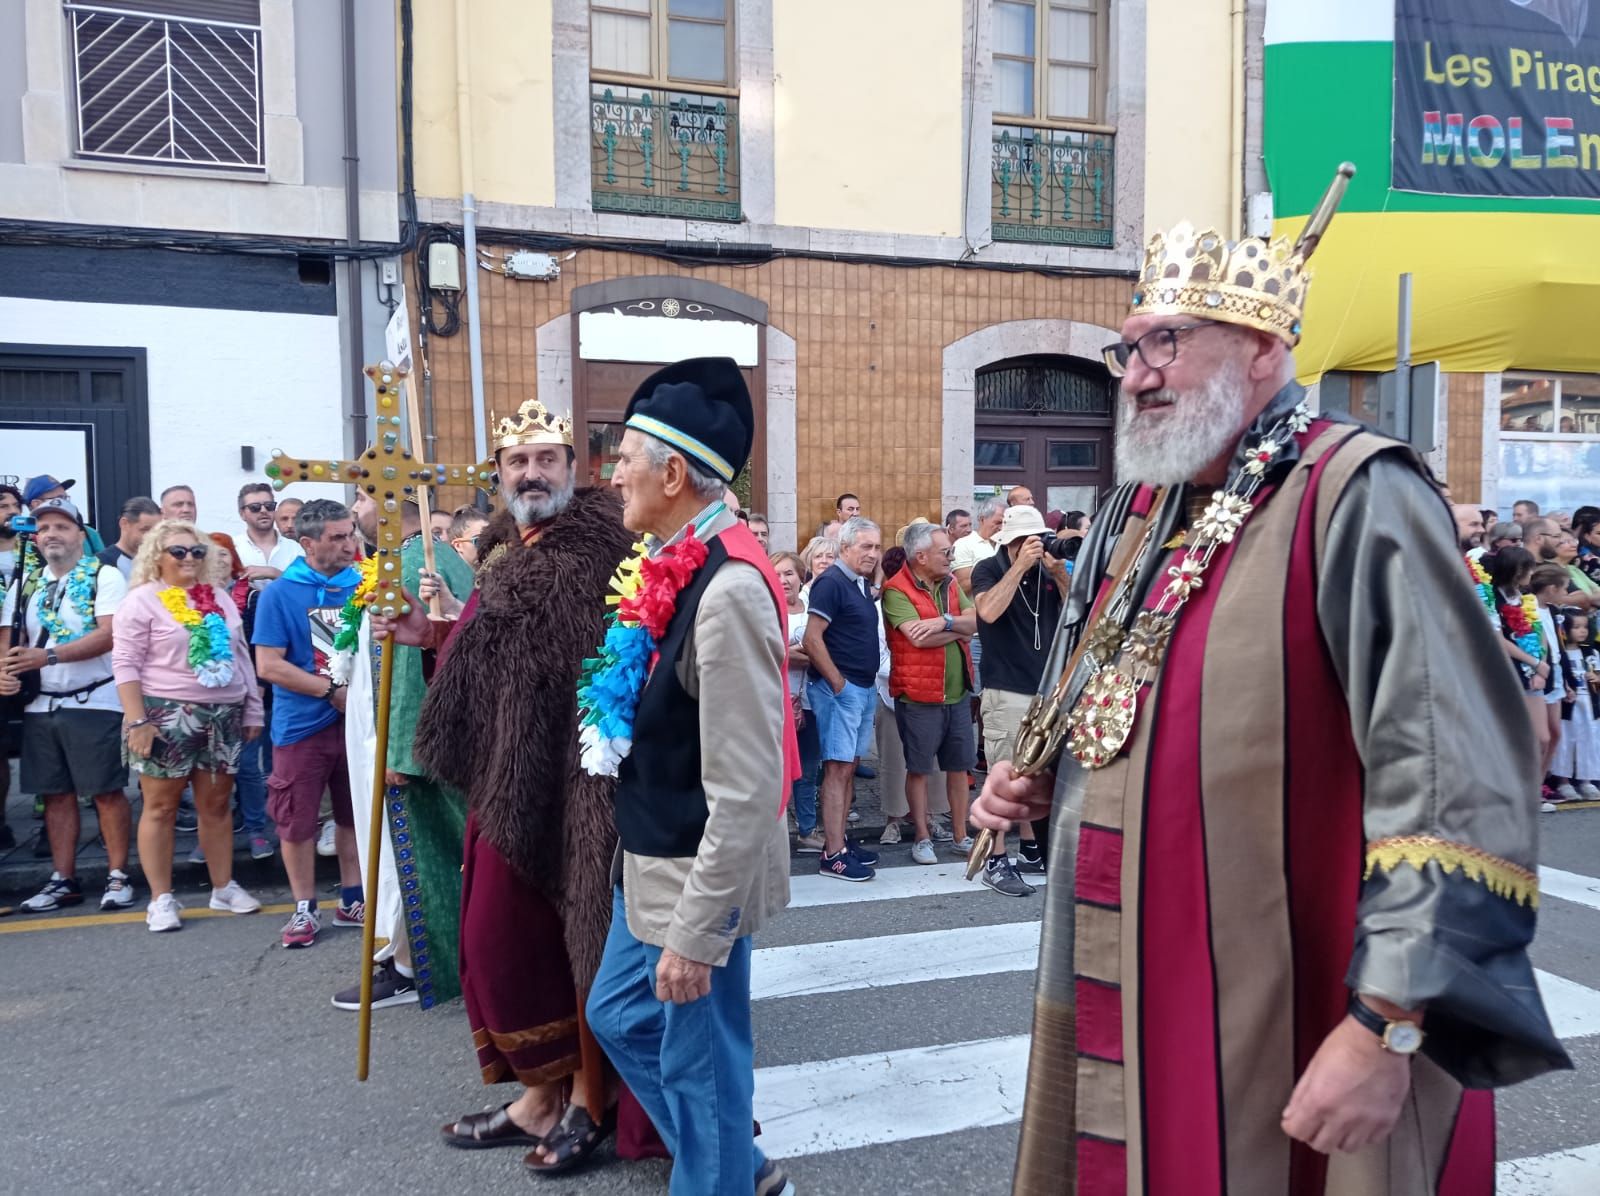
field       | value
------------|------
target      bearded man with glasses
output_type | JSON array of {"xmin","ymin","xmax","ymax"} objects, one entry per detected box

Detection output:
[
  {"xmin": 971, "ymin": 168, "xmax": 1568, "ymax": 1193},
  {"xmin": 234, "ymin": 481, "xmax": 304, "ymax": 586}
]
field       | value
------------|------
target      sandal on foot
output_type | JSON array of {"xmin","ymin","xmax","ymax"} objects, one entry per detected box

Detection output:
[
  {"xmin": 523, "ymin": 1104, "xmax": 615, "ymax": 1175},
  {"xmin": 441, "ymin": 1102, "xmax": 552, "ymax": 1150}
]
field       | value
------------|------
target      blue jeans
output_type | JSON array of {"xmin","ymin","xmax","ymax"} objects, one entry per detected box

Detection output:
[
  {"xmin": 807, "ymin": 677, "xmax": 876, "ymax": 763},
  {"xmin": 791, "ymin": 709, "xmax": 820, "ymax": 835},
  {"xmin": 234, "ymin": 735, "xmax": 272, "ymax": 834},
  {"xmin": 588, "ymin": 887, "xmax": 764, "ymax": 1196}
]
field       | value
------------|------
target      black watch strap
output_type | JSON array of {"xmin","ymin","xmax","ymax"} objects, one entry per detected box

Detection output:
[{"xmin": 1347, "ymin": 995, "xmax": 1388, "ymax": 1038}]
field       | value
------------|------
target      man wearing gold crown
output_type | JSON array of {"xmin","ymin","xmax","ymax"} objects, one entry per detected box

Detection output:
[
  {"xmin": 971, "ymin": 168, "xmax": 1569, "ymax": 1195},
  {"xmin": 375, "ymin": 396, "xmax": 648, "ymax": 1176}
]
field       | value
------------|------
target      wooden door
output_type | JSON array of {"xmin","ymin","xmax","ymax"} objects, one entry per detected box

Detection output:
[{"xmin": 972, "ymin": 355, "xmax": 1114, "ymax": 516}]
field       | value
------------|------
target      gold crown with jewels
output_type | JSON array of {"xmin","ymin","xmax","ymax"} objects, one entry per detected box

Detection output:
[
  {"xmin": 1130, "ymin": 162, "xmax": 1356, "ymax": 348},
  {"xmin": 492, "ymin": 396, "xmax": 573, "ymax": 450}
]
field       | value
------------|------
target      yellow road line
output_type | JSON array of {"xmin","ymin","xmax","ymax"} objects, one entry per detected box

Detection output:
[{"xmin": 0, "ymin": 902, "xmax": 297, "ymax": 933}]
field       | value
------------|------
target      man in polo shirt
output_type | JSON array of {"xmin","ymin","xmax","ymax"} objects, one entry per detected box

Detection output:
[
  {"xmin": 970, "ymin": 506, "xmax": 1066, "ymax": 894},
  {"xmin": 953, "ymin": 496, "xmax": 1004, "ymax": 595},
  {"xmin": 235, "ymin": 482, "xmax": 304, "ymax": 584},
  {"xmin": 803, "ymin": 516, "xmax": 884, "ymax": 882},
  {"xmin": 883, "ymin": 523, "xmax": 979, "ymax": 869}
]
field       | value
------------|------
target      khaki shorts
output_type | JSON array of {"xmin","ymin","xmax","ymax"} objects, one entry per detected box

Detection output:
[{"xmin": 980, "ymin": 688, "xmax": 1034, "ymax": 770}]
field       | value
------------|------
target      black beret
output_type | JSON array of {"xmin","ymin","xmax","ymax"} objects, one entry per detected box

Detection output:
[{"xmin": 623, "ymin": 357, "xmax": 753, "ymax": 484}]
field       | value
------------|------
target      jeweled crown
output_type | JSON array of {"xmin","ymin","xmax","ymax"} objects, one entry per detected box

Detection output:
[
  {"xmin": 492, "ymin": 396, "xmax": 573, "ymax": 450},
  {"xmin": 1130, "ymin": 163, "xmax": 1356, "ymax": 348}
]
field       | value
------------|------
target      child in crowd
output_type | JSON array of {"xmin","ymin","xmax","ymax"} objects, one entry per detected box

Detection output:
[
  {"xmin": 1552, "ymin": 607, "xmax": 1600, "ymax": 804},
  {"xmin": 1530, "ymin": 566, "xmax": 1576, "ymax": 810}
]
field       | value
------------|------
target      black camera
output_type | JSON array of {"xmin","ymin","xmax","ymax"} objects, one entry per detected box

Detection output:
[{"xmin": 1037, "ymin": 532, "xmax": 1079, "ymax": 561}]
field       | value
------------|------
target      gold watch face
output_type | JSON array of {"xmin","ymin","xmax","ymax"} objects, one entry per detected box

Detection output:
[{"xmin": 1383, "ymin": 1021, "xmax": 1424, "ymax": 1054}]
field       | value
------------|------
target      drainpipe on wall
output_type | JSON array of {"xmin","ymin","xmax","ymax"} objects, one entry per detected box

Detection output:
[
  {"xmin": 1229, "ymin": 0, "xmax": 1246, "ymax": 239},
  {"xmin": 341, "ymin": 0, "xmax": 367, "ymax": 451},
  {"xmin": 455, "ymin": 0, "xmax": 489, "ymax": 462}
]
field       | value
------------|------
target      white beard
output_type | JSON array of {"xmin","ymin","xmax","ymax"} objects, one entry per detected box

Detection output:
[
  {"xmin": 1114, "ymin": 361, "xmax": 1251, "ymax": 486},
  {"xmin": 510, "ymin": 476, "xmax": 574, "ymax": 525}
]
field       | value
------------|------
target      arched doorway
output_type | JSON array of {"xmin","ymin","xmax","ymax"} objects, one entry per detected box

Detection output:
[{"xmin": 973, "ymin": 354, "xmax": 1115, "ymax": 514}]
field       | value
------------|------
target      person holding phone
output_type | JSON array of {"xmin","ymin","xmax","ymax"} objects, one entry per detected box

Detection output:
[{"xmin": 113, "ymin": 520, "xmax": 264, "ymax": 932}]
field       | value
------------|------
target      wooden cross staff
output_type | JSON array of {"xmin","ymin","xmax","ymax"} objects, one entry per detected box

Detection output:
[{"xmin": 264, "ymin": 360, "xmax": 492, "ymax": 1081}]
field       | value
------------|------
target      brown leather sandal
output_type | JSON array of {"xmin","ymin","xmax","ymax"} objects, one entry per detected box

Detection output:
[
  {"xmin": 440, "ymin": 1102, "xmax": 553, "ymax": 1150},
  {"xmin": 523, "ymin": 1104, "xmax": 615, "ymax": 1175}
]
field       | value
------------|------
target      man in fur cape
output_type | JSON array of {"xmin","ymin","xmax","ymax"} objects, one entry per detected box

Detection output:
[{"xmin": 381, "ymin": 396, "xmax": 647, "ymax": 1177}]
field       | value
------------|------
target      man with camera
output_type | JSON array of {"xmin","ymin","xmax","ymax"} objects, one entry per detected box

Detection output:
[
  {"xmin": 0, "ymin": 497, "xmax": 133, "ymax": 912},
  {"xmin": 969, "ymin": 506, "xmax": 1067, "ymax": 892}
]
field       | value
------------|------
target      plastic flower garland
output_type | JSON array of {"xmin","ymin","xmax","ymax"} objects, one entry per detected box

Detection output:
[
  {"xmin": 329, "ymin": 555, "xmax": 382, "ymax": 684},
  {"xmin": 158, "ymin": 585, "xmax": 236, "ymax": 687},
  {"xmin": 36, "ymin": 555, "xmax": 101, "ymax": 646},
  {"xmin": 1469, "ymin": 556, "xmax": 1543, "ymax": 662},
  {"xmin": 577, "ymin": 531, "xmax": 710, "ymax": 777}
]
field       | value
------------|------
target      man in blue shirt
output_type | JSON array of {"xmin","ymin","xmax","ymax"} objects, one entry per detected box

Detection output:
[
  {"xmin": 802, "ymin": 516, "xmax": 884, "ymax": 882},
  {"xmin": 253, "ymin": 498, "xmax": 363, "ymax": 949}
]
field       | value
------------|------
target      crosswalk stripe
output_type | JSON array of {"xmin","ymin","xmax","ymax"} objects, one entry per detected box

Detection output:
[
  {"xmin": 1540, "ymin": 866, "xmax": 1600, "ymax": 912},
  {"xmin": 752, "ymin": 920, "xmax": 1040, "ymax": 1002},
  {"xmin": 1536, "ymin": 969, "xmax": 1600, "ymax": 1041},
  {"xmin": 1497, "ymin": 1142, "xmax": 1600, "ymax": 1195},
  {"xmin": 754, "ymin": 1034, "xmax": 1031, "ymax": 1160},
  {"xmin": 787, "ymin": 860, "xmax": 1046, "ymax": 909}
]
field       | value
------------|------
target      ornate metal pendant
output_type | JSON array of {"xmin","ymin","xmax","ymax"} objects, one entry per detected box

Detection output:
[
  {"xmin": 1066, "ymin": 669, "xmax": 1140, "ymax": 769},
  {"xmin": 1083, "ymin": 619, "xmax": 1127, "ymax": 665}
]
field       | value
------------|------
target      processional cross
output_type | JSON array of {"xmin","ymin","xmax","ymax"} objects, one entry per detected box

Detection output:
[{"xmin": 265, "ymin": 360, "xmax": 492, "ymax": 1080}]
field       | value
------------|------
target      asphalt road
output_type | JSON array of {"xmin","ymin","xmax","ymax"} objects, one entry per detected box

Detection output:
[{"xmin": 2, "ymin": 810, "xmax": 1599, "ymax": 1195}]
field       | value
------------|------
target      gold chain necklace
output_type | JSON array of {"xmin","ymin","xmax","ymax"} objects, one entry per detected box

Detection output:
[{"xmin": 1064, "ymin": 401, "xmax": 1313, "ymax": 768}]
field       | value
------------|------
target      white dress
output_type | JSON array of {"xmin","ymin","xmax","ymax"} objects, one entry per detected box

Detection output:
[{"xmin": 1554, "ymin": 646, "xmax": 1600, "ymax": 783}]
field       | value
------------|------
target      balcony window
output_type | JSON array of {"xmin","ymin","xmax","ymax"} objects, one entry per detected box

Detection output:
[
  {"xmin": 65, "ymin": 0, "xmax": 264, "ymax": 172},
  {"xmin": 590, "ymin": 1, "xmax": 739, "ymax": 221},
  {"xmin": 993, "ymin": 0, "xmax": 1104, "ymax": 124}
]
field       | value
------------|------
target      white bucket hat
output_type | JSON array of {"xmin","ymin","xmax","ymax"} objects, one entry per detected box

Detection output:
[{"xmin": 995, "ymin": 505, "xmax": 1050, "ymax": 547}]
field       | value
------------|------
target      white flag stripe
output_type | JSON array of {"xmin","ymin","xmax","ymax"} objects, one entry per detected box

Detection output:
[
  {"xmin": 787, "ymin": 861, "xmax": 1046, "ymax": 909},
  {"xmin": 1498, "ymin": 1141, "xmax": 1600, "ymax": 1195},
  {"xmin": 1541, "ymin": 866, "xmax": 1600, "ymax": 913},
  {"xmin": 754, "ymin": 1035, "xmax": 1031, "ymax": 1160},
  {"xmin": 1536, "ymin": 969, "xmax": 1600, "ymax": 1042},
  {"xmin": 753, "ymin": 920, "xmax": 1040, "ymax": 1003}
]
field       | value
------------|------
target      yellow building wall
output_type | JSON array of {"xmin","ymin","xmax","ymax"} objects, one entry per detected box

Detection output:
[
  {"xmin": 773, "ymin": 0, "xmax": 964, "ymax": 236},
  {"xmin": 411, "ymin": 0, "xmax": 556, "ymax": 208},
  {"xmin": 1142, "ymin": 0, "xmax": 1234, "ymax": 235}
]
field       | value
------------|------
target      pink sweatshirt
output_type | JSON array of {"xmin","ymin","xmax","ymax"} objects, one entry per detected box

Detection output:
[{"xmin": 112, "ymin": 582, "xmax": 265, "ymax": 725}]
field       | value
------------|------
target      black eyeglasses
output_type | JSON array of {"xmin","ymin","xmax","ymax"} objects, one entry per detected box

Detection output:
[
  {"xmin": 242, "ymin": 501, "xmax": 277, "ymax": 514},
  {"xmin": 1101, "ymin": 323, "xmax": 1220, "ymax": 377},
  {"xmin": 164, "ymin": 545, "xmax": 209, "ymax": 561}
]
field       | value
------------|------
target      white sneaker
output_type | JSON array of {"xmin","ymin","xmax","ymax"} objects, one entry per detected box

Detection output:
[
  {"xmin": 1580, "ymin": 782, "xmax": 1600, "ymax": 800},
  {"xmin": 847, "ymin": 808, "xmax": 860, "ymax": 824},
  {"xmin": 911, "ymin": 838, "xmax": 937, "ymax": 865},
  {"xmin": 879, "ymin": 821, "xmax": 903, "ymax": 846},
  {"xmin": 1555, "ymin": 782, "xmax": 1581, "ymax": 802},
  {"xmin": 209, "ymin": 880, "xmax": 262, "ymax": 914},
  {"xmin": 146, "ymin": 893, "xmax": 183, "ymax": 932},
  {"xmin": 952, "ymin": 835, "xmax": 975, "ymax": 855},
  {"xmin": 1541, "ymin": 800, "xmax": 1559, "ymax": 812},
  {"xmin": 315, "ymin": 819, "xmax": 338, "ymax": 857},
  {"xmin": 100, "ymin": 869, "xmax": 136, "ymax": 910}
]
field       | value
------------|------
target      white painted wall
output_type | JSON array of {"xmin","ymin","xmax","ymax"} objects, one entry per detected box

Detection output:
[{"xmin": 0, "ymin": 296, "xmax": 343, "ymax": 540}]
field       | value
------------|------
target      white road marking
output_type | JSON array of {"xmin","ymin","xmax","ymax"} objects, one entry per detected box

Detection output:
[
  {"xmin": 1498, "ymin": 1142, "xmax": 1600, "ymax": 1195},
  {"xmin": 1541, "ymin": 866, "xmax": 1600, "ymax": 913},
  {"xmin": 753, "ymin": 920, "xmax": 1040, "ymax": 1002},
  {"xmin": 787, "ymin": 860, "xmax": 1046, "ymax": 909},
  {"xmin": 754, "ymin": 1035, "xmax": 1032, "ymax": 1160},
  {"xmin": 1536, "ymin": 969, "xmax": 1600, "ymax": 1041}
]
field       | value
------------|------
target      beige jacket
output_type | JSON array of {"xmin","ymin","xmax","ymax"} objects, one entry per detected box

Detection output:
[{"xmin": 620, "ymin": 506, "xmax": 792, "ymax": 966}]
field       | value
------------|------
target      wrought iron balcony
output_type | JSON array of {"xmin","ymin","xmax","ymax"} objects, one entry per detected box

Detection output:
[
  {"xmin": 591, "ymin": 85, "xmax": 741, "ymax": 222},
  {"xmin": 66, "ymin": 2, "xmax": 264, "ymax": 171},
  {"xmin": 991, "ymin": 125, "xmax": 1114, "ymax": 248}
]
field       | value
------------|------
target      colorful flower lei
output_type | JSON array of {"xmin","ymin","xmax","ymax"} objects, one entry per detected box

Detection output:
[
  {"xmin": 332, "ymin": 555, "xmax": 382, "ymax": 653},
  {"xmin": 577, "ymin": 531, "xmax": 711, "ymax": 777},
  {"xmin": 1468, "ymin": 556, "xmax": 1544, "ymax": 663},
  {"xmin": 157, "ymin": 584, "xmax": 236, "ymax": 687},
  {"xmin": 36, "ymin": 555, "xmax": 101, "ymax": 646}
]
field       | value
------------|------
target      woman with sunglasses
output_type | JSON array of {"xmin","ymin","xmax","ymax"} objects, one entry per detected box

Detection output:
[{"xmin": 113, "ymin": 521, "xmax": 265, "ymax": 932}]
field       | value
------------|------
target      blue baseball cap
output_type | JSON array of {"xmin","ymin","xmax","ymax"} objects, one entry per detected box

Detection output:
[{"xmin": 23, "ymin": 474, "xmax": 75, "ymax": 505}]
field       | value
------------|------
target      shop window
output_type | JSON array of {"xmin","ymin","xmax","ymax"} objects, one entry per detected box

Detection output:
[{"xmin": 1498, "ymin": 372, "xmax": 1600, "ymax": 516}]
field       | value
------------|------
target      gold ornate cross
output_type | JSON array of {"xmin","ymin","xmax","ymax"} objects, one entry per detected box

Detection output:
[{"xmin": 263, "ymin": 361, "xmax": 493, "ymax": 618}]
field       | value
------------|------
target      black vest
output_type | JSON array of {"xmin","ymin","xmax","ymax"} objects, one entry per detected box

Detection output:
[{"xmin": 614, "ymin": 539, "xmax": 731, "ymax": 858}]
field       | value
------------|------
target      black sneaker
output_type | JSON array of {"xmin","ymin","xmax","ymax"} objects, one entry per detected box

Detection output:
[
  {"xmin": 1016, "ymin": 845, "xmax": 1046, "ymax": 875},
  {"xmin": 755, "ymin": 1158, "xmax": 796, "ymax": 1196},
  {"xmin": 982, "ymin": 856, "xmax": 1036, "ymax": 898},
  {"xmin": 819, "ymin": 849, "xmax": 875, "ymax": 883},
  {"xmin": 20, "ymin": 872, "xmax": 85, "ymax": 912},
  {"xmin": 331, "ymin": 957, "xmax": 420, "ymax": 1011}
]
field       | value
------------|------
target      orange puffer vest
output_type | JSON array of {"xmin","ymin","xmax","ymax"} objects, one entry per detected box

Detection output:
[{"xmin": 883, "ymin": 568, "xmax": 972, "ymax": 704}]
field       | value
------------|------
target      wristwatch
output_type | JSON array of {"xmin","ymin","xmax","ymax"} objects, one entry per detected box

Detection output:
[
  {"xmin": 44, "ymin": 647, "xmax": 58, "ymax": 667},
  {"xmin": 942, "ymin": 612, "xmax": 954, "ymax": 632},
  {"xmin": 322, "ymin": 678, "xmax": 345, "ymax": 701},
  {"xmin": 1348, "ymin": 996, "xmax": 1425, "ymax": 1055}
]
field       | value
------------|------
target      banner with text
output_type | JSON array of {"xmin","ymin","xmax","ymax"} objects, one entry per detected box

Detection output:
[{"xmin": 1394, "ymin": 0, "xmax": 1600, "ymax": 199}]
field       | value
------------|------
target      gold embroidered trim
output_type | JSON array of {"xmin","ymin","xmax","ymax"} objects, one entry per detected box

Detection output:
[{"xmin": 1363, "ymin": 836, "xmax": 1538, "ymax": 908}]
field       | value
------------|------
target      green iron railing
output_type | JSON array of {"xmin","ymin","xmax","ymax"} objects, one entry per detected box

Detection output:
[
  {"xmin": 991, "ymin": 125, "xmax": 1114, "ymax": 247},
  {"xmin": 591, "ymin": 85, "xmax": 741, "ymax": 222}
]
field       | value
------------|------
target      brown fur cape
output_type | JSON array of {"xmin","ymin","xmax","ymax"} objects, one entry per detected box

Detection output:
[{"xmin": 414, "ymin": 487, "xmax": 636, "ymax": 988}]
